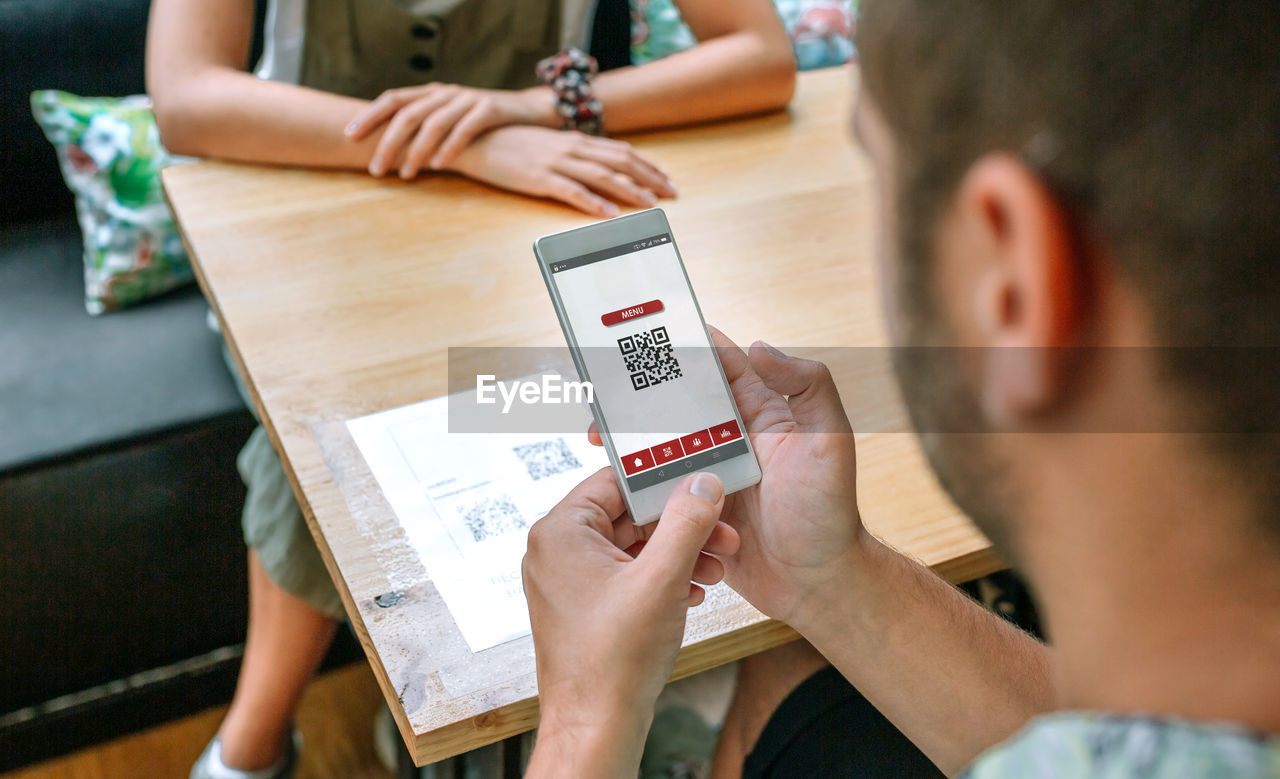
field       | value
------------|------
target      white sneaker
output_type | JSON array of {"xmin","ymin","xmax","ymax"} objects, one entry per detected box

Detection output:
[
  {"xmin": 373, "ymin": 706, "xmax": 400, "ymax": 774},
  {"xmin": 189, "ymin": 729, "xmax": 301, "ymax": 779}
]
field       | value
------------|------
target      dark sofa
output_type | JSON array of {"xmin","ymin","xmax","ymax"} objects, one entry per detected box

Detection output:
[{"xmin": 0, "ymin": 1, "xmax": 355, "ymax": 770}]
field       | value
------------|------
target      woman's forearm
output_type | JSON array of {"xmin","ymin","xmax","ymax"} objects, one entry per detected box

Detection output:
[
  {"xmin": 150, "ymin": 68, "xmax": 382, "ymax": 169},
  {"xmin": 594, "ymin": 31, "xmax": 797, "ymax": 133},
  {"xmin": 147, "ymin": 0, "xmax": 384, "ymax": 168}
]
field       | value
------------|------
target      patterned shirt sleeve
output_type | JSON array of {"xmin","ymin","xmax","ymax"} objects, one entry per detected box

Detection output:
[{"xmin": 960, "ymin": 714, "xmax": 1280, "ymax": 779}]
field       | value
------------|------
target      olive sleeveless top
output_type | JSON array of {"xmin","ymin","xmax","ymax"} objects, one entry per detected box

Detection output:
[{"xmin": 257, "ymin": 0, "xmax": 597, "ymax": 96}]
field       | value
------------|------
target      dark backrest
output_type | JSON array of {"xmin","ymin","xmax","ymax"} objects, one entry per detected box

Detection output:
[
  {"xmin": 590, "ymin": 0, "xmax": 632, "ymax": 72},
  {"xmin": 0, "ymin": 0, "xmax": 265, "ymax": 225}
]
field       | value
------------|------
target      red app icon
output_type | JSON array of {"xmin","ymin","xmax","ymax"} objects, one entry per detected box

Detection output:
[
  {"xmin": 651, "ymin": 438, "xmax": 685, "ymax": 465},
  {"xmin": 679, "ymin": 429, "xmax": 714, "ymax": 456},
  {"xmin": 710, "ymin": 419, "xmax": 742, "ymax": 445},
  {"xmin": 622, "ymin": 447, "xmax": 656, "ymax": 475}
]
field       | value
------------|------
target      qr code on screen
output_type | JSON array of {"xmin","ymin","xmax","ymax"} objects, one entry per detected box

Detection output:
[
  {"xmin": 457, "ymin": 493, "xmax": 526, "ymax": 543},
  {"xmin": 512, "ymin": 438, "xmax": 582, "ymax": 481},
  {"xmin": 618, "ymin": 326, "xmax": 682, "ymax": 390}
]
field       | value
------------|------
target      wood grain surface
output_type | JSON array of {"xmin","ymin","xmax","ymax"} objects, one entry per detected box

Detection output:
[{"xmin": 162, "ymin": 66, "xmax": 1002, "ymax": 766}]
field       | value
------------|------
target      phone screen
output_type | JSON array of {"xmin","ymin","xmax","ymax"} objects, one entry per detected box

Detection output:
[{"xmin": 542, "ymin": 218, "xmax": 758, "ymax": 520}]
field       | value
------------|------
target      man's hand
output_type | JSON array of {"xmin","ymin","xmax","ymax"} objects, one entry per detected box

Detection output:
[
  {"xmin": 579, "ymin": 331, "xmax": 1054, "ymax": 773},
  {"xmin": 346, "ymin": 83, "xmax": 559, "ymax": 177},
  {"xmin": 710, "ymin": 329, "xmax": 872, "ymax": 628},
  {"xmin": 586, "ymin": 329, "xmax": 868, "ymax": 629},
  {"xmin": 443, "ymin": 125, "xmax": 674, "ymax": 218},
  {"xmin": 522, "ymin": 468, "xmax": 739, "ymax": 777},
  {"xmin": 712, "ymin": 331, "xmax": 1057, "ymax": 771}
]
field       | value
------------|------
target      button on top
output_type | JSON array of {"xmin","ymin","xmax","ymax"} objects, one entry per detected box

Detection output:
[
  {"xmin": 409, "ymin": 54, "xmax": 435, "ymax": 71},
  {"xmin": 411, "ymin": 23, "xmax": 436, "ymax": 40},
  {"xmin": 601, "ymin": 299, "xmax": 664, "ymax": 327}
]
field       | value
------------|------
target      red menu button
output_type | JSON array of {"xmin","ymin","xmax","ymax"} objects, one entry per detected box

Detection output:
[
  {"xmin": 601, "ymin": 299, "xmax": 664, "ymax": 327},
  {"xmin": 679, "ymin": 429, "xmax": 714, "ymax": 456},
  {"xmin": 651, "ymin": 437, "xmax": 685, "ymax": 465},
  {"xmin": 710, "ymin": 419, "xmax": 742, "ymax": 445},
  {"xmin": 621, "ymin": 447, "xmax": 656, "ymax": 475}
]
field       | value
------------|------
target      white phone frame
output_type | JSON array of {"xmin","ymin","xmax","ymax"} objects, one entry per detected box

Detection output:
[{"xmin": 534, "ymin": 208, "xmax": 761, "ymax": 524}]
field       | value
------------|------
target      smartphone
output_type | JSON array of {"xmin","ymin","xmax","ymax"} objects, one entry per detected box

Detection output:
[{"xmin": 534, "ymin": 208, "xmax": 761, "ymax": 524}]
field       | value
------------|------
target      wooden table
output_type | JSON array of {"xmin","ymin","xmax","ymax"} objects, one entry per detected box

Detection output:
[{"xmin": 162, "ymin": 66, "xmax": 1000, "ymax": 767}]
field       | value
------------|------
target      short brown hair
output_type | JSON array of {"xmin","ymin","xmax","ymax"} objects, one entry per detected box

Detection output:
[{"xmin": 857, "ymin": 1, "xmax": 1280, "ymax": 524}]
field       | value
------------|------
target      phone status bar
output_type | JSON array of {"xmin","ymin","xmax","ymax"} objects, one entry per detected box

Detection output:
[{"xmin": 548, "ymin": 233, "xmax": 672, "ymax": 274}]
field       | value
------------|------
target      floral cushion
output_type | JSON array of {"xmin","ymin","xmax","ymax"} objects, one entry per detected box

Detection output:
[
  {"xmin": 631, "ymin": 0, "xmax": 858, "ymax": 71},
  {"xmin": 30, "ymin": 91, "xmax": 195, "ymax": 315}
]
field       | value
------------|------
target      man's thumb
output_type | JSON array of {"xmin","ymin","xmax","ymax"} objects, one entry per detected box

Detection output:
[{"xmin": 641, "ymin": 473, "xmax": 724, "ymax": 584}]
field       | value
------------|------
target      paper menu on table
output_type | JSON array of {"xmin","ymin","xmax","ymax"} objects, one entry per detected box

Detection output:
[{"xmin": 346, "ymin": 384, "xmax": 606, "ymax": 652}]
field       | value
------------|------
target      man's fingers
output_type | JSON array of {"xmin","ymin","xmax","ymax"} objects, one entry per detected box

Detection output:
[
  {"xmin": 638, "ymin": 473, "xmax": 724, "ymax": 584},
  {"xmin": 747, "ymin": 342, "xmax": 852, "ymax": 434},
  {"xmin": 703, "ymin": 521, "xmax": 741, "ymax": 557},
  {"xmin": 691, "ymin": 552, "xmax": 725, "ymax": 586},
  {"xmin": 708, "ymin": 325, "xmax": 751, "ymax": 382},
  {"xmin": 587, "ymin": 421, "xmax": 603, "ymax": 446},
  {"xmin": 614, "ymin": 520, "xmax": 647, "ymax": 553},
  {"xmin": 709, "ymin": 326, "xmax": 793, "ymax": 436},
  {"xmin": 532, "ymin": 467, "xmax": 627, "ymax": 545},
  {"xmin": 613, "ymin": 515, "xmax": 737, "ymax": 558}
]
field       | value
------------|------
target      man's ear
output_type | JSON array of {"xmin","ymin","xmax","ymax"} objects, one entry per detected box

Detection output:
[{"xmin": 955, "ymin": 153, "xmax": 1087, "ymax": 426}]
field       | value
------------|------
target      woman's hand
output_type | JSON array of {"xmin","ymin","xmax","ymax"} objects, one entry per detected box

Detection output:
[
  {"xmin": 346, "ymin": 84, "xmax": 559, "ymax": 177},
  {"xmin": 444, "ymin": 125, "xmax": 677, "ymax": 217}
]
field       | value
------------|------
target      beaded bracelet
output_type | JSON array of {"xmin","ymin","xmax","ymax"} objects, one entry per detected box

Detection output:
[{"xmin": 536, "ymin": 48, "xmax": 605, "ymax": 136}]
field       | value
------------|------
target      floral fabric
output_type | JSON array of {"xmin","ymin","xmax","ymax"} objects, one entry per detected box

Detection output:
[
  {"xmin": 631, "ymin": 0, "xmax": 857, "ymax": 71},
  {"xmin": 962, "ymin": 713, "xmax": 1280, "ymax": 778},
  {"xmin": 30, "ymin": 91, "xmax": 194, "ymax": 315}
]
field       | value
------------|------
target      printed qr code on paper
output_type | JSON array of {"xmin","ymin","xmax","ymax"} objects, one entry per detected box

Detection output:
[
  {"xmin": 457, "ymin": 493, "xmax": 526, "ymax": 543},
  {"xmin": 512, "ymin": 438, "xmax": 583, "ymax": 481},
  {"xmin": 618, "ymin": 325, "xmax": 682, "ymax": 391}
]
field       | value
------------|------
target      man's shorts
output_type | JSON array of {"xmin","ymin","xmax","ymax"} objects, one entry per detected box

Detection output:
[
  {"xmin": 743, "ymin": 665, "xmax": 944, "ymax": 778},
  {"xmin": 744, "ymin": 570, "xmax": 1041, "ymax": 777}
]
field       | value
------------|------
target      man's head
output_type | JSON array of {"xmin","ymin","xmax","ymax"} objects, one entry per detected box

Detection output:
[{"xmin": 853, "ymin": 1, "xmax": 1280, "ymax": 556}]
